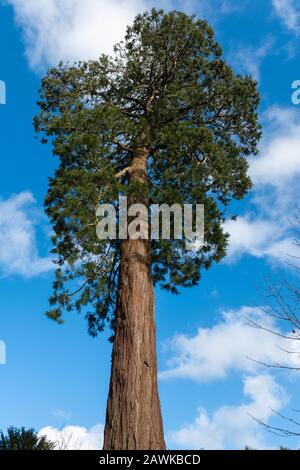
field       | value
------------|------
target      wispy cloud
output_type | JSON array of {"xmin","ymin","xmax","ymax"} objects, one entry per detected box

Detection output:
[
  {"xmin": 53, "ymin": 409, "xmax": 72, "ymax": 421},
  {"xmin": 272, "ymin": 0, "xmax": 300, "ymax": 34},
  {"xmin": 229, "ymin": 36, "xmax": 274, "ymax": 81},
  {"xmin": 0, "ymin": 191, "xmax": 53, "ymax": 277}
]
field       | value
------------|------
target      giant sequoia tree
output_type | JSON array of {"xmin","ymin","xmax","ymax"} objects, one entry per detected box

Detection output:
[{"xmin": 35, "ymin": 9, "xmax": 261, "ymax": 450}]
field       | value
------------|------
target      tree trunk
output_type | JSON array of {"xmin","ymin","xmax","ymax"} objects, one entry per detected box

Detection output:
[{"xmin": 103, "ymin": 140, "xmax": 166, "ymax": 450}]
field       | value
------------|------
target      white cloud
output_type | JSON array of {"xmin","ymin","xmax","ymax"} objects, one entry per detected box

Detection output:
[
  {"xmin": 272, "ymin": 0, "xmax": 300, "ymax": 33},
  {"xmin": 163, "ymin": 305, "xmax": 298, "ymax": 449},
  {"xmin": 0, "ymin": 191, "xmax": 53, "ymax": 277},
  {"xmin": 225, "ymin": 106, "xmax": 300, "ymax": 263},
  {"xmin": 5, "ymin": 0, "xmax": 148, "ymax": 69},
  {"xmin": 169, "ymin": 374, "xmax": 288, "ymax": 450},
  {"xmin": 38, "ymin": 424, "xmax": 104, "ymax": 450},
  {"xmin": 224, "ymin": 218, "xmax": 297, "ymax": 263},
  {"xmin": 5, "ymin": 0, "xmax": 248, "ymax": 70},
  {"xmin": 250, "ymin": 107, "xmax": 300, "ymax": 186},
  {"xmin": 160, "ymin": 306, "xmax": 300, "ymax": 382}
]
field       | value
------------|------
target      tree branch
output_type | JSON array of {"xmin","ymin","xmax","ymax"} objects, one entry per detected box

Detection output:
[{"xmin": 114, "ymin": 166, "xmax": 132, "ymax": 179}]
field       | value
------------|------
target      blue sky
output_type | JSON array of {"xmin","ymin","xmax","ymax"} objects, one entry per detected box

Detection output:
[{"xmin": 1, "ymin": 0, "xmax": 300, "ymax": 450}]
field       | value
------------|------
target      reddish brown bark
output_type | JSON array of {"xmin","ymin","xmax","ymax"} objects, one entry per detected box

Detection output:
[{"xmin": 103, "ymin": 141, "xmax": 166, "ymax": 450}]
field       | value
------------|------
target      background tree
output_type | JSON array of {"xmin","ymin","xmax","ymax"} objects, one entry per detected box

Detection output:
[
  {"xmin": 35, "ymin": 9, "xmax": 261, "ymax": 449},
  {"xmin": 0, "ymin": 427, "xmax": 55, "ymax": 450},
  {"xmin": 247, "ymin": 216, "xmax": 300, "ymax": 438}
]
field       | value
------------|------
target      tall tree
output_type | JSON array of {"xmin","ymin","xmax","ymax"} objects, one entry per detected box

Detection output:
[
  {"xmin": 35, "ymin": 9, "xmax": 261, "ymax": 449},
  {"xmin": 0, "ymin": 427, "xmax": 55, "ymax": 450}
]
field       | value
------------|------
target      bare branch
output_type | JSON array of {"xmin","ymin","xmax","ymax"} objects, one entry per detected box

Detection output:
[
  {"xmin": 248, "ymin": 413, "xmax": 300, "ymax": 437},
  {"xmin": 114, "ymin": 166, "xmax": 132, "ymax": 179},
  {"xmin": 245, "ymin": 355, "xmax": 300, "ymax": 371}
]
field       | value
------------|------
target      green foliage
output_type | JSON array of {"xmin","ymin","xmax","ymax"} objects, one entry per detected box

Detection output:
[
  {"xmin": 0, "ymin": 427, "xmax": 55, "ymax": 450},
  {"xmin": 35, "ymin": 9, "xmax": 261, "ymax": 335}
]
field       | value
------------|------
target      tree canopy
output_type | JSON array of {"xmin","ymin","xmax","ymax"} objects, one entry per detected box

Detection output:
[{"xmin": 35, "ymin": 9, "xmax": 261, "ymax": 336}]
